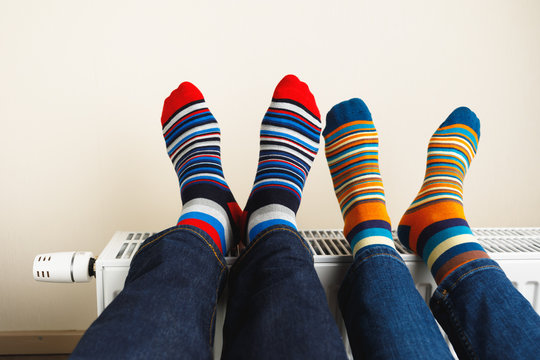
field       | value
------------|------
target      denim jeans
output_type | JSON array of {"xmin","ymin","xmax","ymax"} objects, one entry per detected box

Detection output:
[{"xmin": 72, "ymin": 226, "xmax": 540, "ymax": 359}]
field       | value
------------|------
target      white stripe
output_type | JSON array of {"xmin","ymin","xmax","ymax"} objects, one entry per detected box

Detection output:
[
  {"xmin": 181, "ymin": 198, "xmax": 232, "ymax": 250},
  {"xmin": 270, "ymin": 101, "xmax": 320, "ymax": 129},
  {"xmin": 427, "ymin": 234, "xmax": 477, "ymax": 269},
  {"xmin": 252, "ymin": 178, "xmax": 303, "ymax": 196},
  {"xmin": 166, "ymin": 123, "xmax": 217, "ymax": 154},
  {"xmin": 163, "ymin": 102, "xmax": 208, "ymax": 134},
  {"xmin": 247, "ymin": 204, "xmax": 297, "ymax": 237},
  {"xmin": 172, "ymin": 140, "xmax": 221, "ymax": 168},
  {"xmin": 259, "ymin": 166, "xmax": 304, "ymax": 178},
  {"xmin": 261, "ymin": 124, "xmax": 319, "ymax": 150},
  {"xmin": 422, "ymin": 176, "xmax": 463, "ymax": 187},
  {"xmin": 179, "ymin": 161, "xmax": 222, "ymax": 177},
  {"xmin": 325, "ymin": 134, "xmax": 378, "ymax": 153},
  {"xmin": 428, "ymin": 150, "xmax": 469, "ymax": 170},
  {"xmin": 260, "ymin": 144, "xmax": 314, "ymax": 165},
  {"xmin": 411, "ymin": 194, "xmax": 463, "ymax": 208},
  {"xmin": 327, "ymin": 146, "xmax": 379, "ymax": 166},
  {"xmin": 342, "ymin": 194, "xmax": 386, "ymax": 214},
  {"xmin": 338, "ymin": 185, "xmax": 385, "ymax": 203},
  {"xmin": 335, "ymin": 174, "xmax": 382, "ymax": 194},
  {"xmin": 430, "ymin": 137, "xmax": 475, "ymax": 159},
  {"xmin": 352, "ymin": 236, "xmax": 396, "ymax": 255},
  {"xmin": 180, "ymin": 173, "xmax": 226, "ymax": 189},
  {"xmin": 415, "ymin": 185, "xmax": 463, "ymax": 198}
]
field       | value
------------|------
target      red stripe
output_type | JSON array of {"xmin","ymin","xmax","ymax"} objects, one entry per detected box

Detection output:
[
  {"xmin": 177, "ymin": 154, "xmax": 220, "ymax": 170},
  {"xmin": 169, "ymin": 131, "xmax": 220, "ymax": 157},
  {"xmin": 255, "ymin": 183, "xmax": 301, "ymax": 199},
  {"xmin": 164, "ymin": 108, "xmax": 210, "ymax": 136},
  {"xmin": 182, "ymin": 178, "xmax": 229, "ymax": 190},
  {"xmin": 178, "ymin": 218, "xmax": 223, "ymax": 253},
  {"xmin": 258, "ymin": 159, "xmax": 307, "ymax": 176}
]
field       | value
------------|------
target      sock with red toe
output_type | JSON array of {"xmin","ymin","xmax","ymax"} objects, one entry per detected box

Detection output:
[
  {"xmin": 161, "ymin": 82, "xmax": 242, "ymax": 255},
  {"xmin": 244, "ymin": 75, "xmax": 322, "ymax": 243}
]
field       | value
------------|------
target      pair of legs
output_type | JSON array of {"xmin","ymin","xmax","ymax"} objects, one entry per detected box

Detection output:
[
  {"xmin": 72, "ymin": 76, "xmax": 540, "ymax": 359},
  {"xmin": 325, "ymin": 99, "xmax": 540, "ymax": 359}
]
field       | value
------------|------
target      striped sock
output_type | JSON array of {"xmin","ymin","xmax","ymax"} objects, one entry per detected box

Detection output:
[
  {"xmin": 161, "ymin": 82, "xmax": 242, "ymax": 256},
  {"xmin": 244, "ymin": 75, "xmax": 322, "ymax": 243},
  {"xmin": 323, "ymin": 99, "xmax": 395, "ymax": 258},
  {"xmin": 397, "ymin": 107, "xmax": 489, "ymax": 284}
]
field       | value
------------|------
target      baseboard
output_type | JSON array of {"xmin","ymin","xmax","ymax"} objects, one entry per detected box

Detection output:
[{"xmin": 0, "ymin": 331, "xmax": 83, "ymax": 355}]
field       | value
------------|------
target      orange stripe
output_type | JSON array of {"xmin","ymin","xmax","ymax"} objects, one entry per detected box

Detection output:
[
  {"xmin": 324, "ymin": 120, "xmax": 375, "ymax": 138},
  {"xmin": 399, "ymin": 201, "xmax": 466, "ymax": 252},
  {"xmin": 343, "ymin": 202, "xmax": 391, "ymax": 236}
]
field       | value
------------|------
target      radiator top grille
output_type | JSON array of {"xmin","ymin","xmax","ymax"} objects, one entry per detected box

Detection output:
[{"xmin": 111, "ymin": 228, "xmax": 540, "ymax": 260}]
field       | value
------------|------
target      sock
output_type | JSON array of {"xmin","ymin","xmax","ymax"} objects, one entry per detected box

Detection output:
[
  {"xmin": 244, "ymin": 75, "xmax": 322, "ymax": 243},
  {"xmin": 398, "ymin": 107, "xmax": 489, "ymax": 284},
  {"xmin": 323, "ymin": 99, "xmax": 395, "ymax": 258},
  {"xmin": 161, "ymin": 82, "xmax": 242, "ymax": 256}
]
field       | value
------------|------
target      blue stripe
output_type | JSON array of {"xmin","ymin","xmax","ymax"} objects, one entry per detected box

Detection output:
[
  {"xmin": 422, "ymin": 226, "xmax": 473, "ymax": 260},
  {"xmin": 168, "ymin": 127, "xmax": 220, "ymax": 154},
  {"xmin": 166, "ymin": 115, "xmax": 216, "ymax": 142},
  {"xmin": 350, "ymin": 227, "xmax": 393, "ymax": 250},
  {"xmin": 261, "ymin": 129, "xmax": 318, "ymax": 153},
  {"xmin": 249, "ymin": 219, "xmax": 296, "ymax": 242},
  {"xmin": 254, "ymin": 172, "xmax": 304, "ymax": 187},
  {"xmin": 434, "ymin": 128, "xmax": 478, "ymax": 149},
  {"xmin": 327, "ymin": 150, "xmax": 378, "ymax": 164},
  {"xmin": 430, "ymin": 242, "xmax": 485, "ymax": 276}
]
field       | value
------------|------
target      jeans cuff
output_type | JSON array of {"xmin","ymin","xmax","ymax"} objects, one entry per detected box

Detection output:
[
  {"xmin": 133, "ymin": 224, "xmax": 227, "ymax": 266},
  {"xmin": 350, "ymin": 245, "xmax": 406, "ymax": 270},
  {"xmin": 432, "ymin": 257, "xmax": 503, "ymax": 298},
  {"xmin": 429, "ymin": 258, "xmax": 503, "ymax": 359}
]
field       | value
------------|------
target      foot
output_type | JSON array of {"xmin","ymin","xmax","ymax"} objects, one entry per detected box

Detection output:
[
  {"xmin": 161, "ymin": 82, "xmax": 241, "ymax": 255},
  {"xmin": 397, "ymin": 107, "xmax": 489, "ymax": 283},
  {"xmin": 323, "ymin": 98, "xmax": 395, "ymax": 258},
  {"xmin": 244, "ymin": 75, "xmax": 321, "ymax": 243}
]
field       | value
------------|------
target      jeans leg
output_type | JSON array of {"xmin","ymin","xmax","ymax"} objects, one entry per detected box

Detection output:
[
  {"xmin": 71, "ymin": 226, "xmax": 228, "ymax": 360},
  {"xmin": 221, "ymin": 225, "xmax": 348, "ymax": 360},
  {"xmin": 339, "ymin": 246, "xmax": 453, "ymax": 360},
  {"xmin": 430, "ymin": 258, "xmax": 540, "ymax": 360}
]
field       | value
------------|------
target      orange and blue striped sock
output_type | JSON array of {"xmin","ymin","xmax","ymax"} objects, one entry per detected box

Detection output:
[
  {"xmin": 398, "ymin": 107, "xmax": 489, "ymax": 284},
  {"xmin": 161, "ymin": 82, "xmax": 242, "ymax": 256},
  {"xmin": 324, "ymin": 99, "xmax": 395, "ymax": 258}
]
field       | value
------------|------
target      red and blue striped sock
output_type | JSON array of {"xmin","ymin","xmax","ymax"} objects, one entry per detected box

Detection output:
[
  {"xmin": 161, "ymin": 82, "xmax": 242, "ymax": 256},
  {"xmin": 398, "ymin": 107, "xmax": 489, "ymax": 284},
  {"xmin": 244, "ymin": 75, "xmax": 322, "ymax": 243}
]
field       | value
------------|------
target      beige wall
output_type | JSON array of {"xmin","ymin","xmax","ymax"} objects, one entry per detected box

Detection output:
[{"xmin": 1, "ymin": 0, "xmax": 539, "ymax": 331}]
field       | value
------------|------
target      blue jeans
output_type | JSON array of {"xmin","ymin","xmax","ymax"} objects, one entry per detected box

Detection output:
[{"xmin": 72, "ymin": 226, "xmax": 540, "ymax": 359}]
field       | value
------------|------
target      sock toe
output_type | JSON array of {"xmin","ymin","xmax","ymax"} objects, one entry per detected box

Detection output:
[
  {"xmin": 323, "ymin": 98, "xmax": 372, "ymax": 137},
  {"xmin": 440, "ymin": 106, "xmax": 480, "ymax": 138},
  {"xmin": 272, "ymin": 74, "xmax": 320, "ymax": 119},
  {"xmin": 161, "ymin": 82, "xmax": 205, "ymax": 126}
]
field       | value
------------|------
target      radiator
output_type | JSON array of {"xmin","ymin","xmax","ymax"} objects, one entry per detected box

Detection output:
[{"xmin": 94, "ymin": 228, "xmax": 540, "ymax": 359}]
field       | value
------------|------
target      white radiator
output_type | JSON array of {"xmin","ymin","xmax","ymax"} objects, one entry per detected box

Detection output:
[{"xmin": 94, "ymin": 228, "xmax": 540, "ymax": 359}]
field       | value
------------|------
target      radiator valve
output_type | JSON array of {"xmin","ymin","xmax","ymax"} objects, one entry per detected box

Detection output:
[{"xmin": 33, "ymin": 251, "xmax": 95, "ymax": 283}]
